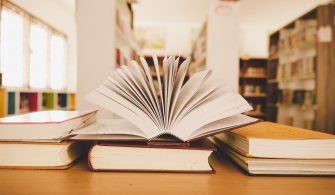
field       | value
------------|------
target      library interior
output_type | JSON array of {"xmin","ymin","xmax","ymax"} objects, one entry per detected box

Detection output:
[{"xmin": 0, "ymin": 0, "xmax": 335, "ymax": 194}]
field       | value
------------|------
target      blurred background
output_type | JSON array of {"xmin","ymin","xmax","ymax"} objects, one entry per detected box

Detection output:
[{"xmin": 0, "ymin": 0, "xmax": 334, "ymax": 134}]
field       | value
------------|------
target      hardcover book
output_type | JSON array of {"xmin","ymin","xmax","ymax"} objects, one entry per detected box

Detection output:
[
  {"xmin": 210, "ymin": 137, "xmax": 335, "ymax": 175},
  {"xmin": 212, "ymin": 122, "xmax": 335, "ymax": 159},
  {"xmin": 88, "ymin": 139, "xmax": 216, "ymax": 172},
  {"xmin": 0, "ymin": 110, "xmax": 97, "ymax": 142},
  {"xmin": 0, "ymin": 141, "xmax": 89, "ymax": 169}
]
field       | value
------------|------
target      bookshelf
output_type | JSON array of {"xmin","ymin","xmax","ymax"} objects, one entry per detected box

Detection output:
[
  {"xmin": 0, "ymin": 88, "xmax": 76, "ymax": 117},
  {"xmin": 239, "ymin": 58, "xmax": 267, "ymax": 119},
  {"xmin": 266, "ymin": 3, "xmax": 335, "ymax": 134},
  {"xmin": 115, "ymin": 0, "xmax": 139, "ymax": 68}
]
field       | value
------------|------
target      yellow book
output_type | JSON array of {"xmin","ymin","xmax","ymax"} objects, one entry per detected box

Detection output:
[
  {"xmin": 210, "ymin": 138, "xmax": 335, "ymax": 175},
  {"xmin": 0, "ymin": 88, "xmax": 5, "ymax": 117},
  {"xmin": 214, "ymin": 122, "xmax": 335, "ymax": 159}
]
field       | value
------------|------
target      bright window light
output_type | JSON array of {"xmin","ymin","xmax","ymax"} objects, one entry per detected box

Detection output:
[
  {"xmin": 50, "ymin": 35, "xmax": 66, "ymax": 90},
  {"xmin": 0, "ymin": 8, "xmax": 24, "ymax": 87},
  {"xmin": 29, "ymin": 24, "xmax": 48, "ymax": 88}
]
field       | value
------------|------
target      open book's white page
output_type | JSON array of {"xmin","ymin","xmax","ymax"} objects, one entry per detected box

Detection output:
[
  {"xmin": 188, "ymin": 114, "xmax": 258, "ymax": 140},
  {"xmin": 130, "ymin": 61, "xmax": 163, "ymax": 127},
  {"xmin": 138, "ymin": 57, "xmax": 164, "ymax": 129},
  {"xmin": 104, "ymin": 75, "xmax": 160, "ymax": 128},
  {"xmin": 85, "ymin": 88, "xmax": 159, "ymax": 138},
  {"xmin": 86, "ymin": 56, "xmax": 254, "ymax": 141},
  {"xmin": 122, "ymin": 66, "xmax": 158, "ymax": 117},
  {"xmin": 171, "ymin": 75, "xmax": 224, "ymax": 128},
  {"xmin": 171, "ymin": 92, "xmax": 252, "ymax": 140},
  {"xmin": 72, "ymin": 119, "xmax": 145, "ymax": 138},
  {"xmin": 170, "ymin": 69, "xmax": 212, "ymax": 127},
  {"xmin": 105, "ymin": 76, "xmax": 151, "ymax": 121},
  {"xmin": 168, "ymin": 58, "xmax": 189, "ymax": 127},
  {"xmin": 151, "ymin": 56, "xmax": 164, "ymax": 122},
  {"xmin": 115, "ymin": 67, "xmax": 160, "ymax": 127}
]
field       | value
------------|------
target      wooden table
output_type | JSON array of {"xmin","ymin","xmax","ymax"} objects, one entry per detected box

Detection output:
[{"xmin": 1, "ymin": 152, "xmax": 335, "ymax": 195}]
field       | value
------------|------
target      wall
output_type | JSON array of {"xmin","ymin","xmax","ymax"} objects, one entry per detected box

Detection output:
[
  {"xmin": 76, "ymin": 0, "xmax": 116, "ymax": 118},
  {"xmin": 10, "ymin": 0, "xmax": 77, "ymax": 91},
  {"xmin": 239, "ymin": 24, "xmax": 273, "ymax": 58},
  {"xmin": 206, "ymin": 0, "xmax": 240, "ymax": 91}
]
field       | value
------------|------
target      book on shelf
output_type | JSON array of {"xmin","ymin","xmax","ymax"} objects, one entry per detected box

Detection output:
[
  {"xmin": 210, "ymin": 138, "xmax": 335, "ymax": 175},
  {"xmin": 0, "ymin": 141, "xmax": 89, "ymax": 169},
  {"xmin": 0, "ymin": 110, "xmax": 97, "ymax": 142},
  {"xmin": 88, "ymin": 139, "xmax": 216, "ymax": 172},
  {"xmin": 212, "ymin": 122, "xmax": 335, "ymax": 159},
  {"xmin": 74, "ymin": 56, "xmax": 259, "ymax": 142}
]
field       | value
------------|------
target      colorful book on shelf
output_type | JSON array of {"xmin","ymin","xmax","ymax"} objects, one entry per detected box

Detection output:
[
  {"xmin": 88, "ymin": 139, "xmax": 216, "ymax": 173},
  {"xmin": 0, "ymin": 110, "xmax": 97, "ymax": 142},
  {"xmin": 0, "ymin": 141, "xmax": 89, "ymax": 169},
  {"xmin": 72, "ymin": 56, "xmax": 259, "ymax": 142}
]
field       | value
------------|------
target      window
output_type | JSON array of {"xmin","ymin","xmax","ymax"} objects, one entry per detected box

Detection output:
[
  {"xmin": 0, "ymin": 1, "xmax": 68, "ymax": 90},
  {"xmin": 29, "ymin": 23, "xmax": 48, "ymax": 88},
  {"xmin": 50, "ymin": 35, "xmax": 66, "ymax": 90},
  {"xmin": 0, "ymin": 8, "xmax": 24, "ymax": 87}
]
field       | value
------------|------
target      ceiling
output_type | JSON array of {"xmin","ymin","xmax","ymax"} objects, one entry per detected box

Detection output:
[
  {"xmin": 133, "ymin": 0, "xmax": 209, "ymax": 25},
  {"xmin": 57, "ymin": 0, "xmax": 332, "ymax": 30},
  {"xmin": 57, "ymin": 0, "xmax": 76, "ymax": 15},
  {"xmin": 133, "ymin": 0, "xmax": 332, "ymax": 30}
]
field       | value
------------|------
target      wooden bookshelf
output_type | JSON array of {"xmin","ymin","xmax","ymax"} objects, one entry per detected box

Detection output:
[
  {"xmin": 114, "ymin": 0, "xmax": 139, "ymax": 68},
  {"xmin": 239, "ymin": 58, "xmax": 267, "ymax": 119},
  {"xmin": 266, "ymin": 3, "xmax": 335, "ymax": 134}
]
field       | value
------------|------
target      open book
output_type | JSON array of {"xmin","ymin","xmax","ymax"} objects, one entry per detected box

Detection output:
[{"xmin": 83, "ymin": 56, "xmax": 259, "ymax": 142}]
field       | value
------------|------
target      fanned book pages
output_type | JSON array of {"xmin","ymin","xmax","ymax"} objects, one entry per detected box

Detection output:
[{"xmin": 83, "ymin": 56, "xmax": 259, "ymax": 142}]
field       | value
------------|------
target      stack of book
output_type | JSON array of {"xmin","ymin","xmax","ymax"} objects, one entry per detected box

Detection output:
[
  {"xmin": 0, "ymin": 110, "xmax": 97, "ymax": 169},
  {"xmin": 70, "ymin": 56, "xmax": 258, "ymax": 172},
  {"xmin": 210, "ymin": 122, "xmax": 335, "ymax": 175},
  {"xmin": 0, "ymin": 56, "xmax": 259, "ymax": 172}
]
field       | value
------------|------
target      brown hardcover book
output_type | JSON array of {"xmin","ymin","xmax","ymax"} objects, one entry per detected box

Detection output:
[
  {"xmin": 213, "ymin": 122, "xmax": 335, "ymax": 159},
  {"xmin": 88, "ymin": 139, "xmax": 216, "ymax": 173}
]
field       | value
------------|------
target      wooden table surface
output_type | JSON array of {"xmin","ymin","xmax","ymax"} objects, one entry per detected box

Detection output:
[{"xmin": 1, "ymin": 152, "xmax": 335, "ymax": 195}]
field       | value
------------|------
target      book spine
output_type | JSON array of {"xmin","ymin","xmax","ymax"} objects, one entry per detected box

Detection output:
[{"xmin": 87, "ymin": 145, "xmax": 96, "ymax": 171}]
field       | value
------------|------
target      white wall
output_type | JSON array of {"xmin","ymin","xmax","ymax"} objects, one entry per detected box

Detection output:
[
  {"xmin": 206, "ymin": 0, "xmax": 240, "ymax": 91},
  {"xmin": 76, "ymin": 0, "xmax": 116, "ymax": 117},
  {"xmin": 239, "ymin": 25, "xmax": 273, "ymax": 58},
  {"xmin": 11, "ymin": 0, "xmax": 77, "ymax": 91}
]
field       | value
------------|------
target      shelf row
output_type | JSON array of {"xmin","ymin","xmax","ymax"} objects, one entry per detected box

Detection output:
[{"xmin": 0, "ymin": 88, "xmax": 76, "ymax": 117}]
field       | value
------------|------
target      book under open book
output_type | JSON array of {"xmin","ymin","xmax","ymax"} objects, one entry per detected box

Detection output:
[{"xmin": 74, "ymin": 56, "xmax": 259, "ymax": 142}]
